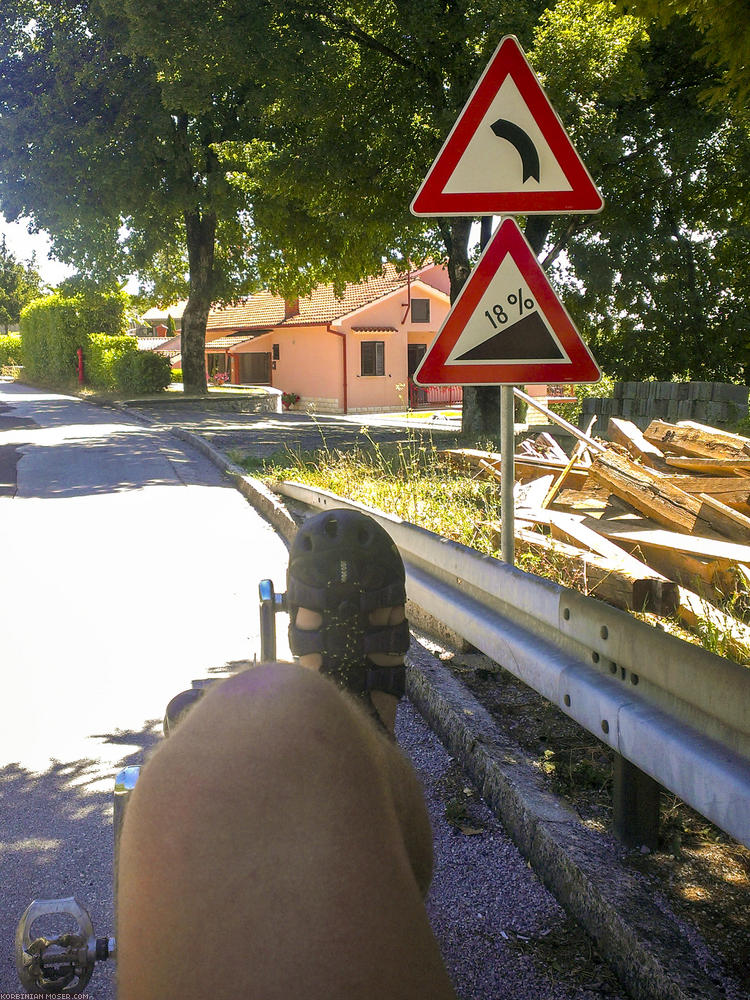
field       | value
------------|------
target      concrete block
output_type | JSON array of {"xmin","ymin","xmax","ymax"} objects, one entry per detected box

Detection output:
[
  {"xmin": 692, "ymin": 401, "xmax": 708, "ymax": 423},
  {"xmin": 689, "ymin": 382, "xmax": 711, "ymax": 401},
  {"xmin": 712, "ymin": 383, "xmax": 749, "ymax": 405},
  {"xmin": 707, "ymin": 401, "xmax": 729, "ymax": 425}
]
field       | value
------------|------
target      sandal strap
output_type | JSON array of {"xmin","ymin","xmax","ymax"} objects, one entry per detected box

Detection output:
[
  {"xmin": 363, "ymin": 619, "xmax": 410, "ymax": 656},
  {"xmin": 288, "ymin": 619, "xmax": 410, "ymax": 664}
]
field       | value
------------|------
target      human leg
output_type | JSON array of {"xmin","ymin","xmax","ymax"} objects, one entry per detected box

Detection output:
[{"xmin": 117, "ymin": 663, "xmax": 456, "ymax": 1000}]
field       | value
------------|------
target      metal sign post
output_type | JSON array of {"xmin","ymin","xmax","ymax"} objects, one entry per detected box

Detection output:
[
  {"xmin": 500, "ymin": 384, "xmax": 515, "ymax": 563},
  {"xmin": 478, "ymin": 217, "xmax": 515, "ymax": 566}
]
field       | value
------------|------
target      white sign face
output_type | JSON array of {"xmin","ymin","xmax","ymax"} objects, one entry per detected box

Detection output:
[
  {"xmin": 442, "ymin": 74, "xmax": 573, "ymax": 196},
  {"xmin": 445, "ymin": 250, "xmax": 570, "ymax": 367}
]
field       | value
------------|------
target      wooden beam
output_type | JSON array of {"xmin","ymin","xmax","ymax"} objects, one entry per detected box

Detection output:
[
  {"xmin": 478, "ymin": 458, "xmax": 503, "ymax": 484},
  {"xmin": 644, "ymin": 419, "xmax": 750, "ymax": 461},
  {"xmin": 512, "ymin": 525, "xmax": 679, "ymax": 614},
  {"xmin": 534, "ymin": 431, "xmax": 569, "ymax": 462},
  {"xmin": 662, "ymin": 476, "xmax": 750, "ymax": 502},
  {"xmin": 588, "ymin": 448, "xmax": 750, "ymax": 542},
  {"xmin": 678, "ymin": 420, "xmax": 750, "ymax": 451},
  {"xmin": 577, "ymin": 514, "xmax": 750, "ymax": 568},
  {"xmin": 542, "ymin": 416, "xmax": 597, "ymax": 509},
  {"xmin": 607, "ymin": 417, "xmax": 666, "ymax": 470},
  {"xmin": 676, "ymin": 588, "xmax": 750, "ymax": 664},
  {"xmin": 522, "ymin": 508, "xmax": 737, "ymax": 600},
  {"xmin": 664, "ymin": 456, "xmax": 750, "ymax": 475}
]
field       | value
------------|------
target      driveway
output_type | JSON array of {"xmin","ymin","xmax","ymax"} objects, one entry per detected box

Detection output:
[{"xmin": 121, "ymin": 401, "xmax": 461, "ymax": 462}]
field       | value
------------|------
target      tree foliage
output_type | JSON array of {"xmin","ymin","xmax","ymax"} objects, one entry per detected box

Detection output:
[
  {"xmin": 0, "ymin": 0, "xmax": 276, "ymax": 392},
  {"xmin": 617, "ymin": 0, "xmax": 750, "ymax": 109},
  {"xmin": 1, "ymin": 0, "xmax": 748, "ymax": 420},
  {"xmin": 534, "ymin": 1, "xmax": 750, "ymax": 382}
]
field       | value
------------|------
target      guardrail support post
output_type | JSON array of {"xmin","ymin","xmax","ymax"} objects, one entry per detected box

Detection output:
[{"xmin": 612, "ymin": 753, "xmax": 661, "ymax": 850}]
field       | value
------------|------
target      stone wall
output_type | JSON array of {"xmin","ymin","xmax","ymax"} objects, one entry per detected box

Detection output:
[{"xmin": 581, "ymin": 382, "xmax": 748, "ymax": 430}]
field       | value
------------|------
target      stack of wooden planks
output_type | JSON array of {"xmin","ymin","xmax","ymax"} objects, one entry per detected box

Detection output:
[{"xmin": 441, "ymin": 415, "xmax": 750, "ymax": 662}]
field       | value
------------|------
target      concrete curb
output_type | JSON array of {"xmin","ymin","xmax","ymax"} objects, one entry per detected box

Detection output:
[{"xmin": 115, "ymin": 399, "xmax": 734, "ymax": 1000}]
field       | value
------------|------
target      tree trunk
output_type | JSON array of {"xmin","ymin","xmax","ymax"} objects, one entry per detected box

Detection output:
[{"xmin": 181, "ymin": 209, "xmax": 217, "ymax": 395}]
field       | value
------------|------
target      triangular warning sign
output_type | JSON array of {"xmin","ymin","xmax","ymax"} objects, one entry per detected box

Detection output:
[
  {"xmin": 411, "ymin": 35, "xmax": 603, "ymax": 216},
  {"xmin": 414, "ymin": 218, "xmax": 601, "ymax": 386}
]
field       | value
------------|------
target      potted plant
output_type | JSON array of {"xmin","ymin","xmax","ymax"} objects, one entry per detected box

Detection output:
[{"xmin": 281, "ymin": 391, "xmax": 300, "ymax": 410}]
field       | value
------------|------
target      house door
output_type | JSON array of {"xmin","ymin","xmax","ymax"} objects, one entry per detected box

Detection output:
[
  {"xmin": 408, "ymin": 344, "xmax": 426, "ymax": 377},
  {"xmin": 238, "ymin": 353, "xmax": 271, "ymax": 384}
]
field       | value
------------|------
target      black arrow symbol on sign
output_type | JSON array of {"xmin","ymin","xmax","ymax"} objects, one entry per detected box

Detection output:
[{"xmin": 490, "ymin": 118, "xmax": 540, "ymax": 183}]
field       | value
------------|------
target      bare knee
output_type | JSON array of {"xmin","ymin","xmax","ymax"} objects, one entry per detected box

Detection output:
[{"xmin": 120, "ymin": 663, "xmax": 431, "ymax": 892}]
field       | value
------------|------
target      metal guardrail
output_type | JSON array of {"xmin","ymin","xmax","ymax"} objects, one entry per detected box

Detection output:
[{"xmin": 276, "ymin": 480, "xmax": 750, "ymax": 848}]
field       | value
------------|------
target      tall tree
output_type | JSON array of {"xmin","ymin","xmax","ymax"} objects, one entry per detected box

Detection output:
[
  {"xmin": 180, "ymin": 0, "xmax": 550, "ymax": 435},
  {"xmin": 0, "ymin": 0, "xmax": 290, "ymax": 392},
  {"xmin": 0, "ymin": 237, "xmax": 43, "ymax": 334},
  {"xmin": 535, "ymin": 1, "xmax": 750, "ymax": 383}
]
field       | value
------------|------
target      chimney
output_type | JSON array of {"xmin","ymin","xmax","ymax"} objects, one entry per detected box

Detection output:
[{"xmin": 284, "ymin": 297, "xmax": 300, "ymax": 319}]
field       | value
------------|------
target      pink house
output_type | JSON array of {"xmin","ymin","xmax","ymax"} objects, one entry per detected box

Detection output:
[{"xmin": 203, "ymin": 263, "xmax": 455, "ymax": 414}]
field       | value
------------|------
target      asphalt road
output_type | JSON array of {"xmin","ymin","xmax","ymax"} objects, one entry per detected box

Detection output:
[
  {"xmin": 0, "ymin": 381, "xmax": 292, "ymax": 996},
  {"xmin": 0, "ymin": 382, "xmax": 624, "ymax": 1000}
]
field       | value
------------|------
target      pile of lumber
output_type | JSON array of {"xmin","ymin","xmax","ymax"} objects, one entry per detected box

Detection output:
[{"xmin": 442, "ymin": 415, "xmax": 750, "ymax": 662}]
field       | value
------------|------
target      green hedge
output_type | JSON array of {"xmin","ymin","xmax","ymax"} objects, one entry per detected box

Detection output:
[
  {"xmin": 0, "ymin": 334, "xmax": 23, "ymax": 367},
  {"xmin": 20, "ymin": 291, "xmax": 130, "ymax": 385},
  {"xmin": 170, "ymin": 367, "xmax": 183, "ymax": 383},
  {"xmin": 84, "ymin": 333, "xmax": 138, "ymax": 390},
  {"xmin": 113, "ymin": 351, "xmax": 172, "ymax": 394}
]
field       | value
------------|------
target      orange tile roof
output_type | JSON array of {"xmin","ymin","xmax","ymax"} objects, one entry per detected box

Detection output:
[
  {"xmin": 206, "ymin": 334, "xmax": 257, "ymax": 349},
  {"xmin": 350, "ymin": 326, "xmax": 398, "ymax": 333},
  {"xmin": 206, "ymin": 264, "xmax": 439, "ymax": 332}
]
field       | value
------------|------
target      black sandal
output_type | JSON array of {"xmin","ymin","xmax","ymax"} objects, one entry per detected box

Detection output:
[{"xmin": 286, "ymin": 509, "xmax": 410, "ymax": 725}]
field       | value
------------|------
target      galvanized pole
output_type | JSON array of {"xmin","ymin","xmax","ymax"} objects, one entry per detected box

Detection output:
[
  {"xmin": 500, "ymin": 384, "xmax": 515, "ymax": 564},
  {"xmin": 480, "ymin": 217, "xmax": 515, "ymax": 565}
]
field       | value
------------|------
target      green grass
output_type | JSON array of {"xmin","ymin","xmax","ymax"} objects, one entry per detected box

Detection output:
[
  {"xmin": 238, "ymin": 427, "xmax": 750, "ymax": 663},
  {"xmin": 240, "ymin": 431, "xmax": 507, "ymax": 557}
]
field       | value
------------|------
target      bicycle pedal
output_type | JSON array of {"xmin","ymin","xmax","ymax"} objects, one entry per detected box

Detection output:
[{"xmin": 15, "ymin": 896, "xmax": 114, "ymax": 994}]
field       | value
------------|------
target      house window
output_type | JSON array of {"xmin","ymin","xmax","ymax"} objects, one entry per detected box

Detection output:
[
  {"xmin": 361, "ymin": 340, "xmax": 385, "ymax": 376},
  {"xmin": 272, "ymin": 343, "xmax": 280, "ymax": 360},
  {"xmin": 411, "ymin": 298, "xmax": 430, "ymax": 323},
  {"xmin": 408, "ymin": 344, "xmax": 426, "ymax": 377}
]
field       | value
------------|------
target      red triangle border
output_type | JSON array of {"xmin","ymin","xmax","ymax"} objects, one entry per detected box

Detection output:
[
  {"xmin": 411, "ymin": 36, "xmax": 604, "ymax": 216},
  {"xmin": 414, "ymin": 219, "xmax": 601, "ymax": 386}
]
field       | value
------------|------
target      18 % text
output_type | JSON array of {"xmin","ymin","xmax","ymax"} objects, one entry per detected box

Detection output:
[{"xmin": 485, "ymin": 288, "xmax": 534, "ymax": 328}]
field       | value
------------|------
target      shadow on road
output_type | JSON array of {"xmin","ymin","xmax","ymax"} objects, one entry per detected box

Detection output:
[{"xmin": 0, "ymin": 718, "xmax": 161, "ymax": 993}]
